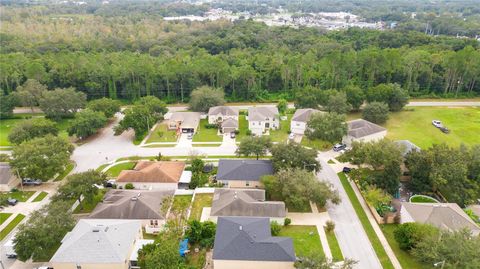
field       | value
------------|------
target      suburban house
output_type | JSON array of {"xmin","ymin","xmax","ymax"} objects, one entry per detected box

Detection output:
[
  {"xmin": 290, "ymin": 108, "xmax": 322, "ymax": 135},
  {"xmin": 213, "ymin": 217, "xmax": 296, "ymax": 269},
  {"xmin": 247, "ymin": 107, "xmax": 280, "ymax": 136},
  {"xmin": 167, "ymin": 112, "xmax": 201, "ymax": 133},
  {"xmin": 0, "ymin": 163, "xmax": 19, "ymax": 191},
  {"xmin": 395, "ymin": 140, "xmax": 421, "ymax": 180},
  {"xmin": 216, "ymin": 159, "xmax": 274, "ymax": 188},
  {"xmin": 116, "ymin": 161, "xmax": 190, "ymax": 190},
  {"xmin": 343, "ymin": 119, "xmax": 387, "ymax": 146},
  {"xmin": 208, "ymin": 106, "xmax": 240, "ymax": 133},
  {"xmin": 50, "ymin": 219, "xmax": 149, "ymax": 269},
  {"xmin": 208, "ymin": 189, "xmax": 286, "ymax": 223},
  {"xmin": 400, "ymin": 202, "xmax": 480, "ymax": 236},
  {"xmin": 89, "ymin": 189, "xmax": 174, "ymax": 234}
]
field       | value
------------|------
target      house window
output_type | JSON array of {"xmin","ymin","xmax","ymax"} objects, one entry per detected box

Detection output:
[
  {"xmin": 265, "ymin": 123, "xmax": 270, "ymax": 128},
  {"xmin": 246, "ymin": 181, "xmax": 250, "ymax": 186}
]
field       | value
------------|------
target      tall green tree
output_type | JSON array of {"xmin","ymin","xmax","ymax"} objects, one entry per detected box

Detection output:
[
  {"xmin": 38, "ymin": 87, "xmax": 86, "ymax": 119},
  {"xmin": 0, "ymin": 92, "xmax": 17, "ymax": 119},
  {"xmin": 344, "ymin": 85, "xmax": 365, "ymax": 111},
  {"xmin": 270, "ymin": 142, "xmax": 320, "ymax": 172},
  {"xmin": 326, "ymin": 91, "xmax": 352, "ymax": 114},
  {"xmin": 115, "ymin": 106, "xmax": 158, "ymax": 139},
  {"xmin": 189, "ymin": 86, "xmax": 225, "ymax": 112},
  {"xmin": 362, "ymin": 101, "xmax": 389, "ymax": 124},
  {"xmin": 8, "ymin": 118, "xmax": 58, "ymax": 145},
  {"xmin": 13, "ymin": 79, "xmax": 47, "ymax": 112},
  {"xmin": 54, "ymin": 170, "xmax": 106, "ymax": 210},
  {"xmin": 87, "ymin": 97, "xmax": 122, "ymax": 118},
  {"xmin": 67, "ymin": 109, "xmax": 107, "ymax": 139},
  {"xmin": 305, "ymin": 112, "xmax": 348, "ymax": 143},
  {"xmin": 277, "ymin": 99, "xmax": 288, "ymax": 115},
  {"xmin": 295, "ymin": 252, "xmax": 357, "ymax": 269},
  {"xmin": 236, "ymin": 136, "xmax": 272, "ymax": 160}
]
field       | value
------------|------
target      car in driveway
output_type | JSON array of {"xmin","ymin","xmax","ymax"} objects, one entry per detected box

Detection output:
[
  {"xmin": 432, "ymin": 120, "xmax": 443, "ymax": 128},
  {"xmin": 342, "ymin": 167, "xmax": 353, "ymax": 173},
  {"xmin": 333, "ymin": 143, "xmax": 347, "ymax": 152},
  {"xmin": 7, "ymin": 198, "xmax": 18, "ymax": 206},
  {"xmin": 22, "ymin": 178, "xmax": 42, "ymax": 186},
  {"xmin": 230, "ymin": 132, "xmax": 236, "ymax": 139},
  {"xmin": 187, "ymin": 133, "xmax": 193, "ymax": 140}
]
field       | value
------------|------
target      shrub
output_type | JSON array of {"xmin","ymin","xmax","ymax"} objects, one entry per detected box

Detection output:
[
  {"xmin": 284, "ymin": 218, "xmax": 291, "ymax": 226},
  {"xmin": 394, "ymin": 222, "xmax": 438, "ymax": 251},
  {"xmin": 234, "ymin": 130, "xmax": 240, "ymax": 135},
  {"xmin": 0, "ymin": 154, "xmax": 11, "ymax": 162},
  {"xmin": 246, "ymin": 129, "xmax": 252, "ymax": 136},
  {"xmin": 125, "ymin": 183, "xmax": 134, "ymax": 189},
  {"xmin": 271, "ymin": 221, "xmax": 282, "ymax": 236},
  {"xmin": 204, "ymin": 123, "xmax": 218, "ymax": 129},
  {"xmin": 325, "ymin": 220, "xmax": 335, "ymax": 233}
]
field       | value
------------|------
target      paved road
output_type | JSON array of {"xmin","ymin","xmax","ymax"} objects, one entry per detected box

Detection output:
[
  {"xmin": 316, "ymin": 153, "xmax": 382, "ymax": 269},
  {"xmin": 406, "ymin": 101, "xmax": 479, "ymax": 107}
]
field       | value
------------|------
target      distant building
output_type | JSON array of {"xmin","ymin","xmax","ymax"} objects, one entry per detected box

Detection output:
[
  {"xmin": 290, "ymin": 108, "xmax": 323, "ymax": 135},
  {"xmin": 0, "ymin": 163, "xmax": 20, "ymax": 192},
  {"xmin": 213, "ymin": 217, "xmax": 295, "ymax": 269},
  {"xmin": 216, "ymin": 159, "xmax": 274, "ymax": 188},
  {"xmin": 343, "ymin": 119, "xmax": 387, "ymax": 146},
  {"xmin": 116, "ymin": 161, "xmax": 189, "ymax": 190},
  {"xmin": 247, "ymin": 107, "xmax": 279, "ymax": 136}
]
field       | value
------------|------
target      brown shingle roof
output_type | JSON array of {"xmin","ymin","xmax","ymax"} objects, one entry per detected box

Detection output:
[{"xmin": 117, "ymin": 161, "xmax": 185, "ymax": 183}]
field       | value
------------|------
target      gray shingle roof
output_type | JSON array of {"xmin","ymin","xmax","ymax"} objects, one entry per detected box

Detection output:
[
  {"xmin": 347, "ymin": 119, "xmax": 386, "ymax": 138},
  {"xmin": 217, "ymin": 159, "xmax": 273, "ymax": 182},
  {"xmin": 291, "ymin": 108, "xmax": 322, "ymax": 123},
  {"xmin": 248, "ymin": 106, "xmax": 279, "ymax": 121},
  {"xmin": 208, "ymin": 106, "xmax": 239, "ymax": 117},
  {"xmin": 211, "ymin": 189, "xmax": 286, "ymax": 218},
  {"xmin": 50, "ymin": 219, "xmax": 141, "ymax": 264},
  {"xmin": 89, "ymin": 190, "xmax": 174, "ymax": 220},
  {"xmin": 213, "ymin": 217, "xmax": 295, "ymax": 262},
  {"xmin": 170, "ymin": 112, "xmax": 201, "ymax": 129},
  {"xmin": 0, "ymin": 163, "xmax": 13, "ymax": 185},
  {"xmin": 221, "ymin": 118, "xmax": 238, "ymax": 128}
]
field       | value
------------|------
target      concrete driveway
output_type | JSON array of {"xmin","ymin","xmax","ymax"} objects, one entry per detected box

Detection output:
[{"xmin": 176, "ymin": 133, "xmax": 193, "ymax": 147}]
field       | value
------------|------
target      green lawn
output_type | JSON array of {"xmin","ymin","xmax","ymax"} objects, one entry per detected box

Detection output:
[
  {"xmin": 146, "ymin": 122, "xmax": 178, "ymax": 143},
  {"xmin": 54, "ymin": 161, "xmax": 75, "ymax": 181},
  {"xmin": 268, "ymin": 114, "xmax": 292, "ymax": 142},
  {"xmin": 301, "ymin": 137, "xmax": 332, "ymax": 151},
  {"xmin": 287, "ymin": 201, "xmax": 312, "ymax": 213},
  {"xmin": 0, "ymin": 213, "xmax": 12, "ymax": 225},
  {"xmin": 338, "ymin": 172, "xmax": 395, "ymax": 269},
  {"xmin": 189, "ymin": 194, "xmax": 213, "ymax": 221},
  {"xmin": 32, "ymin": 191, "xmax": 48, "ymax": 202},
  {"xmin": 324, "ymin": 228, "xmax": 344, "ymax": 262},
  {"xmin": 235, "ymin": 114, "xmax": 249, "ymax": 141},
  {"xmin": 380, "ymin": 224, "xmax": 431, "ymax": 269},
  {"xmin": 193, "ymin": 119, "xmax": 222, "ymax": 142},
  {"xmin": 173, "ymin": 195, "xmax": 193, "ymax": 211},
  {"xmin": 0, "ymin": 214, "xmax": 25, "ymax": 240},
  {"xmin": 185, "ymin": 248, "xmax": 207, "ymax": 269},
  {"xmin": 278, "ymin": 225, "xmax": 324, "ymax": 257},
  {"xmin": 410, "ymin": 195, "xmax": 438, "ymax": 203},
  {"xmin": 105, "ymin": 161, "xmax": 136, "ymax": 177},
  {"xmin": 0, "ymin": 191, "xmax": 36, "ymax": 202},
  {"xmin": 73, "ymin": 189, "xmax": 107, "ymax": 214}
]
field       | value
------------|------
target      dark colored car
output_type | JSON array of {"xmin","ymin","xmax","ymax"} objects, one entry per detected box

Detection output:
[
  {"xmin": 7, "ymin": 198, "xmax": 18, "ymax": 206},
  {"xmin": 22, "ymin": 178, "xmax": 42, "ymax": 186},
  {"xmin": 342, "ymin": 167, "xmax": 353, "ymax": 173},
  {"xmin": 439, "ymin": 127, "xmax": 450, "ymax": 134}
]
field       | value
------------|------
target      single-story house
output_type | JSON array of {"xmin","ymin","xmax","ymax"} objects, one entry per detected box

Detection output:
[
  {"xmin": 0, "ymin": 163, "xmax": 20, "ymax": 192},
  {"xmin": 50, "ymin": 219, "xmax": 147, "ymax": 269},
  {"xmin": 343, "ymin": 119, "xmax": 387, "ymax": 146},
  {"xmin": 213, "ymin": 216, "xmax": 295, "ymax": 269},
  {"xmin": 209, "ymin": 189, "xmax": 286, "ymax": 223},
  {"xmin": 247, "ymin": 106, "xmax": 279, "ymax": 136},
  {"xmin": 116, "ymin": 161, "xmax": 189, "ymax": 190},
  {"xmin": 208, "ymin": 106, "xmax": 240, "ymax": 133},
  {"xmin": 216, "ymin": 159, "xmax": 274, "ymax": 188},
  {"xmin": 290, "ymin": 108, "xmax": 322, "ymax": 135},
  {"xmin": 168, "ymin": 112, "xmax": 201, "ymax": 133},
  {"xmin": 89, "ymin": 189, "xmax": 174, "ymax": 234},
  {"xmin": 400, "ymin": 202, "xmax": 480, "ymax": 236}
]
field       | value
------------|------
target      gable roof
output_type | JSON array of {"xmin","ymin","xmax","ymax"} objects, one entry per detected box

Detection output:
[
  {"xmin": 221, "ymin": 117, "xmax": 238, "ymax": 128},
  {"xmin": 50, "ymin": 219, "xmax": 141, "ymax": 264},
  {"xmin": 211, "ymin": 189, "xmax": 286, "ymax": 218},
  {"xmin": 347, "ymin": 119, "xmax": 386, "ymax": 138},
  {"xmin": 248, "ymin": 106, "xmax": 279, "ymax": 121},
  {"xmin": 89, "ymin": 190, "xmax": 174, "ymax": 220},
  {"xmin": 291, "ymin": 108, "xmax": 322, "ymax": 123},
  {"xmin": 0, "ymin": 163, "xmax": 14, "ymax": 185},
  {"xmin": 208, "ymin": 106, "xmax": 239, "ymax": 117},
  {"xmin": 213, "ymin": 217, "xmax": 295, "ymax": 262},
  {"xmin": 216, "ymin": 159, "xmax": 273, "ymax": 182},
  {"xmin": 117, "ymin": 161, "xmax": 185, "ymax": 183},
  {"xmin": 401, "ymin": 202, "xmax": 480, "ymax": 235},
  {"xmin": 170, "ymin": 112, "xmax": 201, "ymax": 129},
  {"xmin": 395, "ymin": 140, "xmax": 421, "ymax": 157}
]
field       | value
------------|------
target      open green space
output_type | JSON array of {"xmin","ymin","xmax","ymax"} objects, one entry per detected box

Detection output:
[
  {"xmin": 189, "ymin": 194, "xmax": 213, "ymax": 221},
  {"xmin": 0, "ymin": 213, "xmax": 12, "ymax": 225},
  {"xmin": 409, "ymin": 195, "xmax": 438, "ymax": 203},
  {"xmin": 324, "ymin": 228, "xmax": 344, "ymax": 262},
  {"xmin": 193, "ymin": 119, "xmax": 222, "ymax": 142},
  {"xmin": 268, "ymin": 114, "xmax": 292, "ymax": 142},
  {"xmin": 338, "ymin": 172, "xmax": 395, "ymax": 269},
  {"xmin": 278, "ymin": 225, "xmax": 323, "ymax": 257},
  {"xmin": 54, "ymin": 161, "xmax": 75, "ymax": 181},
  {"xmin": 301, "ymin": 137, "xmax": 332, "ymax": 151},
  {"xmin": 0, "ymin": 214, "xmax": 25, "ymax": 240},
  {"xmin": 235, "ymin": 114, "xmax": 249, "ymax": 141},
  {"xmin": 73, "ymin": 189, "xmax": 107, "ymax": 214},
  {"xmin": 145, "ymin": 122, "xmax": 178, "ymax": 143},
  {"xmin": 173, "ymin": 195, "xmax": 193, "ymax": 211},
  {"xmin": 32, "ymin": 191, "xmax": 48, "ymax": 202},
  {"xmin": 0, "ymin": 190, "xmax": 36, "ymax": 202},
  {"xmin": 380, "ymin": 224, "xmax": 431, "ymax": 269},
  {"xmin": 105, "ymin": 161, "xmax": 136, "ymax": 177}
]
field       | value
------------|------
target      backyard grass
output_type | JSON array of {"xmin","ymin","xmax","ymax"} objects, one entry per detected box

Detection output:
[
  {"xmin": 73, "ymin": 189, "xmax": 107, "ymax": 214},
  {"xmin": 145, "ymin": 122, "xmax": 178, "ymax": 143},
  {"xmin": 189, "ymin": 194, "xmax": 213, "ymax": 221},
  {"xmin": 286, "ymin": 201, "xmax": 312, "ymax": 213},
  {"xmin": 173, "ymin": 195, "xmax": 193, "ymax": 211},
  {"xmin": 235, "ymin": 114, "xmax": 249, "ymax": 141},
  {"xmin": 0, "ymin": 214, "xmax": 25, "ymax": 240},
  {"xmin": 142, "ymin": 228, "xmax": 158, "ymax": 240},
  {"xmin": 0, "ymin": 213, "xmax": 12, "ymax": 225},
  {"xmin": 54, "ymin": 161, "xmax": 75, "ymax": 181},
  {"xmin": 32, "ymin": 191, "xmax": 48, "ymax": 202},
  {"xmin": 268, "ymin": 114, "xmax": 292, "ymax": 142},
  {"xmin": 409, "ymin": 195, "xmax": 438, "ymax": 203},
  {"xmin": 193, "ymin": 119, "xmax": 222, "ymax": 142},
  {"xmin": 105, "ymin": 161, "xmax": 136, "ymax": 177},
  {"xmin": 0, "ymin": 190, "xmax": 36, "ymax": 202},
  {"xmin": 278, "ymin": 225, "xmax": 323, "ymax": 257},
  {"xmin": 185, "ymin": 248, "xmax": 207, "ymax": 269},
  {"xmin": 324, "ymin": 228, "xmax": 344, "ymax": 262},
  {"xmin": 381, "ymin": 224, "xmax": 431, "ymax": 269},
  {"xmin": 338, "ymin": 172, "xmax": 395, "ymax": 269},
  {"xmin": 301, "ymin": 137, "xmax": 332, "ymax": 151}
]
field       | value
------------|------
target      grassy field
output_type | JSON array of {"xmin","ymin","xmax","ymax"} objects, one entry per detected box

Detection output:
[
  {"xmin": 145, "ymin": 122, "xmax": 178, "ymax": 143},
  {"xmin": 189, "ymin": 194, "xmax": 213, "ymax": 221},
  {"xmin": 0, "ymin": 191, "xmax": 36, "ymax": 202},
  {"xmin": 0, "ymin": 214, "xmax": 25, "ymax": 240},
  {"xmin": 32, "ymin": 191, "xmax": 48, "ymax": 202},
  {"xmin": 338, "ymin": 172, "xmax": 395, "ymax": 269},
  {"xmin": 278, "ymin": 225, "xmax": 323, "ymax": 257},
  {"xmin": 268, "ymin": 114, "xmax": 292, "ymax": 142},
  {"xmin": 105, "ymin": 161, "xmax": 136, "ymax": 177},
  {"xmin": 410, "ymin": 195, "xmax": 438, "ymax": 203},
  {"xmin": 380, "ymin": 224, "xmax": 431, "ymax": 269},
  {"xmin": 301, "ymin": 137, "xmax": 332, "ymax": 151},
  {"xmin": 235, "ymin": 114, "xmax": 249, "ymax": 141},
  {"xmin": 0, "ymin": 213, "xmax": 12, "ymax": 225},
  {"xmin": 193, "ymin": 119, "xmax": 222, "ymax": 142},
  {"xmin": 324, "ymin": 228, "xmax": 344, "ymax": 262},
  {"xmin": 54, "ymin": 161, "xmax": 75, "ymax": 181},
  {"xmin": 73, "ymin": 189, "xmax": 107, "ymax": 214}
]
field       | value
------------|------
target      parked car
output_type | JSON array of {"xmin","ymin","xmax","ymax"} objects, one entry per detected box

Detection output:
[
  {"xmin": 439, "ymin": 127, "xmax": 450, "ymax": 134},
  {"xmin": 7, "ymin": 198, "xmax": 17, "ymax": 206},
  {"xmin": 230, "ymin": 132, "xmax": 236, "ymax": 139},
  {"xmin": 4, "ymin": 239, "xmax": 17, "ymax": 259},
  {"xmin": 333, "ymin": 143, "xmax": 347, "ymax": 152},
  {"xmin": 22, "ymin": 178, "xmax": 42, "ymax": 186},
  {"xmin": 342, "ymin": 167, "xmax": 353, "ymax": 173},
  {"xmin": 432, "ymin": 120, "xmax": 443, "ymax": 128},
  {"xmin": 288, "ymin": 133, "xmax": 295, "ymax": 140},
  {"xmin": 187, "ymin": 133, "xmax": 193, "ymax": 140},
  {"xmin": 103, "ymin": 179, "xmax": 116, "ymax": 188}
]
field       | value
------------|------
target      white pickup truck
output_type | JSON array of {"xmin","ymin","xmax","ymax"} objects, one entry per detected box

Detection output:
[{"xmin": 3, "ymin": 239, "xmax": 16, "ymax": 259}]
